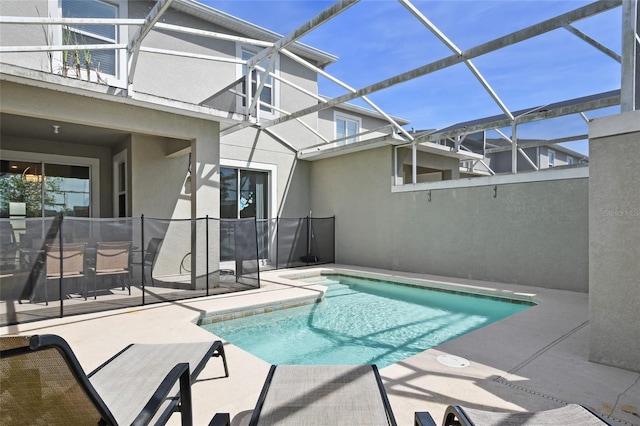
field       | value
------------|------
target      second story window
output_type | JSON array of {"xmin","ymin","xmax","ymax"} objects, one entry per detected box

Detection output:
[
  {"xmin": 62, "ymin": 0, "xmax": 117, "ymax": 77},
  {"xmin": 240, "ymin": 48, "xmax": 276, "ymax": 115},
  {"xmin": 335, "ymin": 113, "xmax": 361, "ymax": 145},
  {"xmin": 548, "ymin": 149, "xmax": 555, "ymax": 167}
]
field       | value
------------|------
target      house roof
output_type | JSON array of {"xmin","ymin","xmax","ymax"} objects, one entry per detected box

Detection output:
[
  {"xmin": 426, "ymin": 90, "xmax": 620, "ymax": 140},
  {"xmin": 172, "ymin": 0, "xmax": 338, "ymax": 68},
  {"xmin": 321, "ymin": 96, "xmax": 410, "ymax": 126},
  {"xmin": 484, "ymin": 138, "xmax": 589, "ymax": 160}
]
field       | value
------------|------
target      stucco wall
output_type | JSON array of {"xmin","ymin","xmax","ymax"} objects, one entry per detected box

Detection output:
[
  {"xmin": 317, "ymin": 107, "xmax": 401, "ymax": 144},
  {"xmin": 588, "ymin": 110, "xmax": 640, "ymax": 372},
  {"xmin": 220, "ymin": 127, "xmax": 311, "ymax": 218},
  {"xmin": 310, "ymin": 146, "xmax": 589, "ymax": 291},
  {"xmin": 0, "ymin": 1, "xmax": 50, "ymax": 72},
  {"xmin": 129, "ymin": 1, "xmax": 323, "ymax": 148},
  {"xmin": 130, "ymin": 135, "xmax": 191, "ymax": 219}
]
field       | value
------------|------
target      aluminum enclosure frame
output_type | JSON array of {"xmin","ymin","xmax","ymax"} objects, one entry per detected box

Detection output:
[{"xmin": 0, "ymin": 0, "xmax": 635, "ymax": 174}]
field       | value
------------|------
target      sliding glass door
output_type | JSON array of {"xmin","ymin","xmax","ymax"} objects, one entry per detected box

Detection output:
[
  {"xmin": 0, "ymin": 160, "xmax": 91, "ymax": 218},
  {"xmin": 220, "ymin": 167, "xmax": 269, "ymax": 259}
]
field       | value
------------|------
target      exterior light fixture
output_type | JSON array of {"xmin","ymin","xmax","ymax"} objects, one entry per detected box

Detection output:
[{"xmin": 52, "ymin": 125, "xmax": 60, "ymax": 134}]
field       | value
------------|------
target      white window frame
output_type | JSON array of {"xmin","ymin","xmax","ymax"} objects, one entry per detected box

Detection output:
[
  {"xmin": 1, "ymin": 149, "xmax": 100, "ymax": 217},
  {"xmin": 567, "ymin": 156, "xmax": 574, "ymax": 165},
  {"xmin": 334, "ymin": 111, "xmax": 362, "ymax": 145},
  {"xmin": 52, "ymin": 0, "xmax": 128, "ymax": 87},
  {"xmin": 236, "ymin": 44, "xmax": 280, "ymax": 120},
  {"xmin": 548, "ymin": 148, "xmax": 556, "ymax": 168},
  {"xmin": 220, "ymin": 159, "xmax": 277, "ymax": 219}
]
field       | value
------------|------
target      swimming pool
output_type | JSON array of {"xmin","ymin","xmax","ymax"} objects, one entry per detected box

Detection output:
[{"xmin": 201, "ymin": 274, "xmax": 533, "ymax": 368}]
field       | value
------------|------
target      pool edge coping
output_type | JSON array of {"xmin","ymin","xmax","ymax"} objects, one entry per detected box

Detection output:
[{"xmin": 195, "ymin": 266, "xmax": 538, "ymax": 327}]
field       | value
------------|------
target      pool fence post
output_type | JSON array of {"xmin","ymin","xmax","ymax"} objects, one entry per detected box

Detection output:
[
  {"xmin": 58, "ymin": 214, "xmax": 64, "ymax": 318},
  {"xmin": 206, "ymin": 215, "xmax": 209, "ymax": 296},
  {"xmin": 254, "ymin": 217, "xmax": 260, "ymax": 288},
  {"xmin": 275, "ymin": 217, "xmax": 279, "ymax": 270},
  {"xmin": 141, "ymin": 214, "xmax": 145, "ymax": 305}
]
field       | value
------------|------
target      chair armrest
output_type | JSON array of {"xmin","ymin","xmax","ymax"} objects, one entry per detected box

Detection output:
[
  {"xmin": 208, "ymin": 413, "xmax": 231, "ymax": 426},
  {"xmin": 415, "ymin": 411, "xmax": 437, "ymax": 426},
  {"xmin": 132, "ymin": 362, "xmax": 192, "ymax": 426}
]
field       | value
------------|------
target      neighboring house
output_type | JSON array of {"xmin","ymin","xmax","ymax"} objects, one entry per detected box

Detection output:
[
  {"xmin": 482, "ymin": 139, "xmax": 588, "ymax": 174},
  {"xmin": 405, "ymin": 128, "xmax": 588, "ymax": 179},
  {"xmin": 458, "ymin": 136, "xmax": 588, "ymax": 174}
]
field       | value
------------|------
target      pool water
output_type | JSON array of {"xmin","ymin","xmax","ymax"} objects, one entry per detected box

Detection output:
[{"xmin": 201, "ymin": 274, "xmax": 532, "ymax": 368}]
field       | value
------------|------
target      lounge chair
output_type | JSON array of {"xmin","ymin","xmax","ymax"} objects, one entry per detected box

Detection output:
[
  {"xmin": 439, "ymin": 403, "xmax": 612, "ymax": 425},
  {"xmin": 249, "ymin": 365, "xmax": 397, "ymax": 425},
  {"xmin": 0, "ymin": 334, "xmax": 230, "ymax": 425}
]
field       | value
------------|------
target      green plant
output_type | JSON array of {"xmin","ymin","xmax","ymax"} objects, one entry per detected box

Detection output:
[
  {"xmin": 61, "ymin": 25, "xmax": 73, "ymax": 76},
  {"xmin": 0, "ymin": 175, "xmax": 60, "ymax": 218},
  {"xmin": 83, "ymin": 49, "xmax": 92, "ymax": 81}
]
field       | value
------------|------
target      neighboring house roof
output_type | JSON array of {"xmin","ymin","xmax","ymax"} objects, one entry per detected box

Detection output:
[
  {"xmin": 172, "ymin": 0, "xmax": 338, "ymax": 68},
  {"xmin": 426, "ymin": 90, "xmax": 619, "ymax": 140},
  {"xmin": 484, "ymin": 138, "xmax": 588, "ymax": 160}
]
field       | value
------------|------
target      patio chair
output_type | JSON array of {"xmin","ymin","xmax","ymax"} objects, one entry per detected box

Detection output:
[
  {"xmin": 140, "ymin": 237, "xmax": 163, "ymax": 286},
  {"xmin": 441, "ymin": 403, "xmax": 612, "ymax": 426},
  {"xmin": 249, "ymin": 365, "xmax": 397, "ymax": 425},
  {"xmin": 91, "ymin": 241, "xmax": 132, "ymax": 298},
  {"xmin": 44, "ymin": 242, "xmax": 87, "ymax": 305},
  {"xmin": 0, "ymin": 334, "xmax": 230, "ymax": 425}
]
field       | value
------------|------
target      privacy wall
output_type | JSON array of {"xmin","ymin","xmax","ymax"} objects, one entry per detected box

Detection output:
[
  {"xmin": 310, "ymin": 146, "xmax": 589, "ymax": 292},
  {"xmin": 589, "ymin": 110, "xmax": 640, "ymax": 372}
]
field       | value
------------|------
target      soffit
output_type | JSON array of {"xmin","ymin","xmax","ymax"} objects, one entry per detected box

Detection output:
[{"xmin": 0, "ymin": 113, "xmax": 130, "ymax": 147}]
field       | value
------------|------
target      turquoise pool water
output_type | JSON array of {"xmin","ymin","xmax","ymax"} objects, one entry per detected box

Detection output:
[{"xmin": 201, "ymin": 274, "xmax": 532, "ymax": 368}]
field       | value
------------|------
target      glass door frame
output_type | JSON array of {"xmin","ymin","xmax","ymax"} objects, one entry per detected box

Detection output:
[
  {"xmin": 219, "ymin": 159, "xmax": 277, "ymax": 220},
  {"xmin": 1, "ymin": 150, "xmax": 101, "ymax": 217}
]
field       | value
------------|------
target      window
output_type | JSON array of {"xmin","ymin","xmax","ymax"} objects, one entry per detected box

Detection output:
[
  {"xmin": 61, "ymin": 0, "xmax": 118, "ymax": 76},
  {"xmin": 220, "ymin": 167, "xmax": 268, "ymax": 220},
  {"xmin": 567, "ymin": 156, "xmax": 574, "ymax": 165},
  {"xmin": 239, "ymin": 48, "xmax": 276, "ymax": 115},
  {"xmin": 335, "ymin": 113, "xmax": 361, "ymax": 145},
  {"xmin": 548, "ymin": 149, "xmax": 555, "ymax": 168},
  {"xmin": 113, "ymin": 150, "xmax": 127, "ymax": 217}
]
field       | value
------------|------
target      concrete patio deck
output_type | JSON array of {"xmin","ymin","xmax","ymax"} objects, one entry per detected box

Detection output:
[{"xmin": 1, "ymin": 265, "xmax": 638, "ymax": 425}]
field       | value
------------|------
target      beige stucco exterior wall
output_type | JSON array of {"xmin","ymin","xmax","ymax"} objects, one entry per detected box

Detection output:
[
  {"xmin": 588, "ymin": 110, "xmax": 640, "ymax": 372},
  {"xmin": 0, "ymin": 1, "xmax": 50, "ymax": 72},
  {"xmin": 310, "ymin": 146, "xmax": 589, "ymax": 291},
  {"xmin": 317, "ymin": 107, "xmax": 401, "ymax": 143},
  {"xmin": 129, "ymin": 0, "xmax": 323, "ymax": 149},
  {"xmin": 219, "ymin": 127, "xmax": 311, "ymax": 218},
  {"xmin": 1, "ymin": 79, "xmax": 221, "ymax": 276}
]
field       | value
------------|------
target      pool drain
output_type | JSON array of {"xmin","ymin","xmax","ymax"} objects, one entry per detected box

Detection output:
[{"xmin": 437, "ymin": 354, "xmax": 470, "ymax": 368}]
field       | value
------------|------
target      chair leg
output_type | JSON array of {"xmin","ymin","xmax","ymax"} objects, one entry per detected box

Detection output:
[
  {"xmin": 212, "ymin": 343, "xmax": 229, "ymax": 378},
  {"xmin": 120, "ymin": 275, "xmax": 130, "ymax": 295}
]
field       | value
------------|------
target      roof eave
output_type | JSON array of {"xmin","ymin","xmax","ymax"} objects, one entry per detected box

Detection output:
[{"xmin": 172, "ymin": 0, "xmax": 338, "ymax": 68}]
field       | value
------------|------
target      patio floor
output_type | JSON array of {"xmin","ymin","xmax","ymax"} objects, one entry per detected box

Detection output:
[{"xmin": 1, "ymin": 265, "xmax": 638, "ymax": 426}]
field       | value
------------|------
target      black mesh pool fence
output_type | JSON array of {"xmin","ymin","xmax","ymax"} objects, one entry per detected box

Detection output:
[{"xmin": 0, "ymin": 214, "xmax": 334, "ymax": 326}]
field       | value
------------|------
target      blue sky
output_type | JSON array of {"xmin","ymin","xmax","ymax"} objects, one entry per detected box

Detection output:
[{"xmin": 203, "ymin": 1, "xmax": 622, "ymax": 155}]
